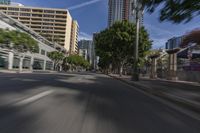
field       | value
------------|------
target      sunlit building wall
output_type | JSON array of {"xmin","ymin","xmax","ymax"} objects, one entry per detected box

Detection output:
[
  {"xmin": 0, "ymin": 4, "xmax": 75, "ymax": 52},
  {"xmin": 78, "ymin": 40, "xmax": 93, "ymax": 64},
  {"xmin": 70, "ymin": 20, "xmax": 79, "ymax": 54}
]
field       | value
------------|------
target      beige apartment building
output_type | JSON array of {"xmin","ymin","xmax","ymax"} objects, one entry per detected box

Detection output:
[
  {"xmin": 70, "ymin": 20, "xmax": 79, "ymax": 54},
  {"xmin": 0, "ymin": 4, "xmax": 79, "ymax": 52}
]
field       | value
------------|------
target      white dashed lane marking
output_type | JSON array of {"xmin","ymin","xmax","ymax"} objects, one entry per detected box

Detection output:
[{"xmin": 15, "ymin": 90, "xmax": 54, "ymax": 106}]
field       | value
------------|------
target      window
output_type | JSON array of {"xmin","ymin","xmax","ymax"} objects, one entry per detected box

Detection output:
[
  {"xmin": 54, "ymin": 31, "xmax": 65, "ymax": 34},
  {"xmin": 32, "ymin": 14, "xmax": 42, "ymax": 17},
  {"xmin": 43, "ymin": 23, "xmax": 54, "ymax": 26},
  {"xmin": 32, "ymin": 18, "xmax": 42, "ymax": 21},
  {"xmin": 55, "ymin": 15, "xmax": 66, "ymax": 19},
  {"xmin": 43, "ymin": 14, "xmax": 54, "ymax": 18},
  {"xmin": 0, "ymin": 7, "xmax": 7, "ymax": 10},
  {"xmin": 20, "ymin": 13, "xmax": 30, "ymax": 16},
  {"xmin": 42, "ymin": 27, "xmax": 53, "ymax": 30},
  {"xmin": 20, "ymin": 17, "xmax": 30, "ymax": 20},
  {"xmin": 8, "ymin": 12, "xmax": 18, "ymax": 15},
  {"xmin": 44, "ymin": 10, "xmax": 55, "ymax": 14},
  {"xmin": 55, "ymin": 24, "xmax": 66, "ymax": 27},
  {"xmin": 54, "ymin": 27, "xmax": 65, "ymax": 31},
  {"xmin": 43, "ymin": 19, "xmax": 54, "ymax": 22},
  {"xmin": 32, "ymin": 9, "xmax": 43, "ymax": 13},
  {"xmin": 41, "ymin": 49, "xmax": 46, "ymax": 55},
  {"xmin": 46, "ymin": 61, "xmax": 53, "ymax": 70},
  {"xmin": 8, "ymin": 7, "xmax": 19, "ymax": 11},
  {"xmin": 31, "ymin": 25, "xmax": 41, "ymax": 29},
  {"xmin": 56, "ymin": 11, "xmax": 67, "ymax": 14},
  {"xmin": 55, "ymin": 19, "xmax": 66, "ymax": 23},
  {"xmin": 31, "ymin": 21, "xmax": 42, "ymax": 25},
  {"xmin": 20, "ymin": 8, "xmax": 31, "ymax": 12}
]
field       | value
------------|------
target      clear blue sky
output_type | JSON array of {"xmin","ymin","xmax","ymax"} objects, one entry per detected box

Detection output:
[{"xmin": 12, "ymin": 0, "xmax": 200, "ymax": 49}]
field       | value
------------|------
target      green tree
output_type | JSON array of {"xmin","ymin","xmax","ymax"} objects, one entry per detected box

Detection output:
[
  {"xmin": 96, "ymin": 21, "xmax": 152, "ymax": 76},
  {"xmin": 48, "ymin": 51, "xmax": 64, "ymax": 70},
  {"xmin": 0, "ymin": 29, "xmax": 39, "ymax": 52},
  {"xmin": 181, "ymin": 29, "xmax": 200, "ymax": 47},
  {"xmin": 142, "ymin": 0, "xmax": 200, "ymax": 23},
  {"xmin": 95, "ymin": 28, "xmax": 113, "ymax": 72},
  {"xmin": 0, "ymin": 29, "xmax": 39, "ymax": 72},
  {"xmin": 63, "ymin": 55, "xmax": 90, "ymax": 71}
]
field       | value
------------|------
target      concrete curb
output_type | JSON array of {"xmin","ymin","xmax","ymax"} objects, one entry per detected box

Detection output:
[
  {"xmin": 144, "ymin": 77, "xmax": 200, "ymax": 87},
  {"xmin": 0, "ymin": 70, "xmax": 58, "ymax": 74},
  {"xmin": 108, "ymin": 74, "xmax": 200, "ymax": 121}
]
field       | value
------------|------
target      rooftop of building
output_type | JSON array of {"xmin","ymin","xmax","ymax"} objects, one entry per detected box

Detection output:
[{"xmin": 0, "ymin": 3, "xmax": 69, "ymax": 12}]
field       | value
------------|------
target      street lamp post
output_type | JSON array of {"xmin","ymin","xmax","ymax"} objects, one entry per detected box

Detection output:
[{"xmin": 132, "ymin": 0, "xmax": 143, "ymax": 81}]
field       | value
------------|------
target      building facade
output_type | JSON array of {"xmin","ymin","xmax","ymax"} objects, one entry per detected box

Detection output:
[
  {"xmin": 108, "ymin": 0, "xmax": 143, "ymax": 27},
  {"xmin": 78, "ymin": 40, "xmax": 93, "ymax": 64},
  {"xmin": 70, "ymin": 20, "xmax": 79, "ymax": 54},
  {"xmin": 0, "ymin": 11, "xmax": 63, "ymax": 71},
  {"xmin": 165, "ymin": 36, "xmax": 184, "ymax": 50},
  {"xmin": 78, "ymin": 49, "xmax": 88, "ymax": 61},
  {"xmin": 92, "ymin": 33, "xmax": 99, "ymax": 70},
  {"xmin": 0, "ymin": 4, "xmax": 79, "ymax": 52}
]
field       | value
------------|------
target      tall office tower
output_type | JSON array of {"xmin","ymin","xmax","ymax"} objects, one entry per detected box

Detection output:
[
  {"xmin": 92, "ymin": 33, "xmax": 99, "ymax": 70},
  {"xmin": 70, "ymin": 20, "xmax": 79, "ymax": 54},
  {"xmin": 0, "ymin": 4, "xmax": 78, "ymax": 52},
  {"xmin": 78, "ymin": 40, "xmax": 93, "ymax": 64},
  {"xmin": 108, "ymin": 0, "xmax": 143, "ymax": 27}
]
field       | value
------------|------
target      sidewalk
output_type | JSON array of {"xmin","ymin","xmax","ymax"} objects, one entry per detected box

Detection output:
[
  {"xmin": 0, "ymin": 69, "xmax": 58, "ymax": 74},
  {"xmin": 0, "ymin": 69, "xmax": 29, "ymax": 73},
  {"xmin": 109, "ymin": 74, "xmax": 200, "ymax": 119}
]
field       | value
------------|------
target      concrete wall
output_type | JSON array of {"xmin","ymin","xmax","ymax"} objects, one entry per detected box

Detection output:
[
  {"xmin": 157, "ymin": 69, "xmax": 200, "ymax": 82},
  {"xmin": 177, "ymin": 71, "xmax": 200, "ymax": 82},
  {"xmin": 0, "ymin": 15, "xmax": 56, "ymax": 71},
  {"xmin": 0, "ymin": 20, "xmax": 15, "ymax": 30}
]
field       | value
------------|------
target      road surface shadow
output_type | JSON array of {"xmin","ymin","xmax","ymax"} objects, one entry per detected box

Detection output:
[{"xmin": 0, "ymin": 72, "xmax": 200, "ymax": 133}]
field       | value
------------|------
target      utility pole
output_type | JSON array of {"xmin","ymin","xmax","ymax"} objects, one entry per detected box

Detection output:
[{"xmin": 132, "ymin": 0, "xmax": 142, "ymax": 81}]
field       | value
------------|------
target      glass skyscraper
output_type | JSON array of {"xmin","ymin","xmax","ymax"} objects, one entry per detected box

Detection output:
[
  {"xmin": 166, "ymin": 36, "xmax": 184, "ymax": 49},
  {"xmin": 108, "ymin": 0, "xmax": 143, "ymax": 27}
]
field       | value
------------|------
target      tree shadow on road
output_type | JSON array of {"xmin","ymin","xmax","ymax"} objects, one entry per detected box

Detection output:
[{"xmin": 0, "ymin": 72, "xmax": 200, "ymax": 133}]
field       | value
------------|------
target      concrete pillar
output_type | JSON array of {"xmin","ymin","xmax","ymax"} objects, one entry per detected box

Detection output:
[
  {"xmin": 168, "ymin": 53, "xmax": 178, "ymax": 80},
  {"xmin": 52, "ymin": 62, "xmax": 55, "ymax": 70},
  {"xmin": 59, "ymin": 65, "xmax": 62, "ymax": 72},
  {"xmin": 8, "ymin": 51, "xmax": 14, "ymax": 70},
  {"xmin": 150, "ymin": 58, "xmax": 157, "ymax": 79},
  {"xmin": 29, "ymin": 57, "xmax": 34, "ymax": 71},
  {"xmin": 43, "ymin": 60, "xmax": 46, "ymax": 71},
  {"xmin": 19, "ymin": 57, "xmax": 23, "ymax": 73}
]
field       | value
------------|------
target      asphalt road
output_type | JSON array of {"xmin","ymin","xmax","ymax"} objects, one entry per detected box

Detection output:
[{"xmin": 0, "ymin": 72, "xmax": 200, "ymax": 133}]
